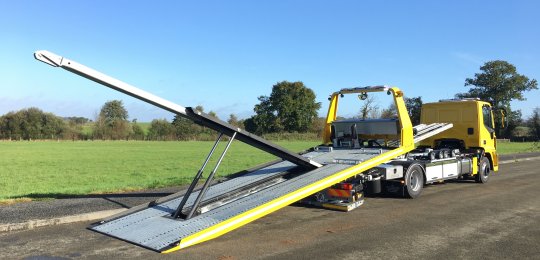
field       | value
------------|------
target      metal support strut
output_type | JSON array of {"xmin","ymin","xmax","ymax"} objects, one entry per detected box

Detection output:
[{"xmin": 172, "ymin": 132, "xmax": 237, "ymax": 219}]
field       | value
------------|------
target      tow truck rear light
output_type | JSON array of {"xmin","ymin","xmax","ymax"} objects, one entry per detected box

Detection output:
[{"xmin": 340, "ymin": 183, "xmax": 354, "ymax": 190}]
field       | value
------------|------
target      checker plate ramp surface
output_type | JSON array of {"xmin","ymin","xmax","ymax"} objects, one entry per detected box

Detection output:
[
  {"xmin": 387, "ymin": 123, "xmax": 453, "ymax": 147},
  {"xmin": 90, "ymin": 148, "xmax": 384, "ymax": 252}
]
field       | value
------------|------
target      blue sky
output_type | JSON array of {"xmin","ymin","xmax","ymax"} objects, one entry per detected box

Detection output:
[{"xmin": 1, "ymin": 1, "xmax": 539, "ymax": 121}]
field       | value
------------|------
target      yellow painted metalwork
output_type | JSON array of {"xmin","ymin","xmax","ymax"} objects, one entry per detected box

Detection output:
[
  {"xmin": 388, "ymin": 88, "xmax": 414, "ymax": 149},
  {"xmin": 322, "ymin": 86, "xmax": 414, "ymax": 150},
  {"xmin": 321, "ymin": 203, "xmax": 353, "ymax": 211},
  {"xmin": 419, "ymin": 100, "xmax": 499, "ymax": 172},
  {"xmin": 322, "ymin": 94, "xmax": 339, "ymax": 144},
  {"xmin": 471, "ymin": 157, "xmax": 478, "ymax": 176},
  {"xmin": 491, "ymin": 153, "xmax": 499, "ymax": 171},
  {"xmin": 163, "ymin": 146, "xmax": 414, "ymax": 253}
]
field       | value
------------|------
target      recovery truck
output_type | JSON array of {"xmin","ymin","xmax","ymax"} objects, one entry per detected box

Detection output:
[
  {"xmin": 34, "ymin": 50, "xmax": 504, "ymax": 253},
  {"xmin": 303, "ymin": 96, "xmax": 504, "ymax": 210}
]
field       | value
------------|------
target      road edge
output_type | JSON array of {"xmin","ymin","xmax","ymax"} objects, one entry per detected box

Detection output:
[
  {"xmin": 0, "ymin": 208, "xmax": 125, "ymax": 233},
  {"xmin": 499, "ymin": 155, "xmax": 540, "ymax": 165}
]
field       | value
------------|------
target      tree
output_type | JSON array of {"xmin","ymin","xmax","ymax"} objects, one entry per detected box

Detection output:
[
  {"xmin": 246, "ymin": 81, "xmax": 321, "ymax": 134},
  {"xmin": 207, "ymin": 111, "xmax": 218, "ymax": 119},
  {"xmin": 378, "ymin": 96, "xmax": 422, "ymax": 125},
  {"xmin": 130, "ymin": 120, "xmax": 146, "ymax": 140},
  {"xmin": 309, "ymin": 117, "xmax": 326, "ymax": 135},
  {"xmin": 458, "ymin": 60, "xmax": 538, "ymax": 106},
  {"xmin": 172, "ymin": 114, "xmax": 200, "ymax": 140},
  {"xmin": 0, "ymin": 108, "xmax": 66, "ymax": 140},
  {"xmin": 195, "ymin": 105, "xmax": 204, "ymax": 113},
  {"xmin": 511, "ymin": 126, "xmax": 529, "ymax": 140},
  {"xmin": 0, "ymin": 111, "xmax": 23, "ymax": 140},
  {"xmin": 227, "ymin": 114, "xmax": 242, "ymax": 128},
  {"xmin": 381, "ymin": 103, "xmax": 397, "ymax": 119},
  {"xmin": 63, "ymin": 119, "xmax": 84, "ymax": 141},
  {"xmin": 147, "ymin": 119, "xmax": 175, "ymax": 141},
  {"xmin": 456, "ymin": 60, "xmax": 537, "ymax": 135},
  {"xmin": 21, "ymin": 108, "xmax": 43, "ymax": 139},
  {"xmin": 359, "ymin": 96, "xmax": 379, "ymax": 119},
  {"xmin": 529, "ymin": 108, "xmax": 540, "ymax": 141},
  {"xmin": 65, "ymin": 117, "xmax": 91, "ymax": 124},
  {"xmin": 501, "ymin": 108, "xmax": 523, "ymax": 139},
  {"xmin": 405, "ymin": 96, "xmax": 423, "ymax": 125},
  {"xmin": 94, "ymin": 100, "xmax": 131, "ymax": 140},
  {"xmin": 101, "ymin": 100, "xmax": 128, "ymax": 123},
  {"xmin": 41, "ymin": 112, "xmax": 66, "ymax": 139},
  {"xmin": 246, "ymin": 96, "xmax": 282, "ymax": 134}
]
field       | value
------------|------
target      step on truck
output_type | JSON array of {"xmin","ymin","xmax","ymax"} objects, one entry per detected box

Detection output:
[{"xmin": 34, "ymin": 50, "xmax": 505, "ymax": 253}]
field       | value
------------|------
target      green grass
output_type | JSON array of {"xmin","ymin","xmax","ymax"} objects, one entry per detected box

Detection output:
[
  {"xmin": 81, "ymin": 122, "xmax": 152, "ymax": 136},
  {"xmin": 0, "ymin": 140, "xmax": 318, "ymax": 200},
  {"xmin": 497, "ymin": 142, "xmax": 540, "ymax": 155}
]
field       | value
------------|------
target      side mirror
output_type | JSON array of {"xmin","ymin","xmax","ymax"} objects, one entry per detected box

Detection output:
[{"xmin": 498, "ymin": 108, "xmax": 508, "ymax": 129}]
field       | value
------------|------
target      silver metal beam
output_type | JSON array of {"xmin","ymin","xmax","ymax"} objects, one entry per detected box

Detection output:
[{"xmin": 34, "ymin": 50, "xmax": 187, "ymax": 115}]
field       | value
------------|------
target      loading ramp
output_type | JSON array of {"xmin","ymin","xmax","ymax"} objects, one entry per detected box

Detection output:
[
  {"xmin": 34, "ymin": 50, "xmax": 452, "ymax": 253},
  {"xmin": 91, "ymin": 148, "xmax": 401, "ymax": 252},
  {"xmin": 89, "ymin": 130, "xmax": 447, "ymax": 252}
]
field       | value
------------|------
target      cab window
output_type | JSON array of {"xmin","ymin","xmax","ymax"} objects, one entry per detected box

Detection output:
[{"xmin": 482, "ymin": 105, "xmax": 494, "ymax": 131}]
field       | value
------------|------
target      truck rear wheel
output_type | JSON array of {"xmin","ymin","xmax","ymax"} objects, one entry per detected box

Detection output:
[
  {"xmin": 404, "ymin": 164, "xmax": 424, "ymax": 199},
  {"xmin": 475, "ymin": 157, "xmax": 490, "ymax": 184}
]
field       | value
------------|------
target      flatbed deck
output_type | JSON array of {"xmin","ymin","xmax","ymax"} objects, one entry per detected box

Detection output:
[{"xmin": 90, "ymin": 148, "xmax": 386, "ymax": 252}]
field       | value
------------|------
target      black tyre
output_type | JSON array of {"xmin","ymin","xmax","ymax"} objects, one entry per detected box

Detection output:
[
  {"xmin": 475, "ymin": 157, "xmax": 490, "ymax": 184},
  {"xmin": 404, "ymin": 164, "xmax": 424, "ymax": 199}
]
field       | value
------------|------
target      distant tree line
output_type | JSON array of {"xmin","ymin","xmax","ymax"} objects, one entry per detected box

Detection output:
[
  {"xmin": 1, "ymin": 66, "xmax": 539, "ymax": 142},
  {"xmin": 0, "ymin": 108, "xmax": 85, "ymax": 140},
  {"xmin": 243, "ymin": 81, "xmax": 321, "ymax": 135}
]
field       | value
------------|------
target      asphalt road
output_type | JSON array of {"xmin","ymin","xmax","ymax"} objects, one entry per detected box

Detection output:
[{"xmin": 1, "ymin": 160, "xmax": 539, "ymax": 260}]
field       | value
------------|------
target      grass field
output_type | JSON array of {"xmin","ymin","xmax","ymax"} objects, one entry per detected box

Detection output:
[
  {"xmin": 81, "ymin": 122, "xmax": 152, "ymax": 136},
  {"xmin": 0, "ymin": 141, "xmax": 537, "ymax": 202},
  {"xmin": 496, "ymin": 141, "xmax": 540, "ymax": 155},
  {"xmin": 0, "ymin": 140, "xmax": 318, "ymax": 201}
]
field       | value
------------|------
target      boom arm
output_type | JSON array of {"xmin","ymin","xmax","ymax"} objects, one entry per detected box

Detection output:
[
  {"xmin": 34, "ymin": 50, "xmax": 187, "ymax": 115},
  {"xmin": 34, "ymin": 50, "xmax": 321, "ymax": 169}
]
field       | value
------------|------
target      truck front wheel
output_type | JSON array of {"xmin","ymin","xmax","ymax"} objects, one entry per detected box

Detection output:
[
  {"xmin": 475, "ymin": 157, "xmax": 490, "ymax": 184},
  {"xmin": 404, "ymin": 164, "xmax": 424, "ymax": 199}
]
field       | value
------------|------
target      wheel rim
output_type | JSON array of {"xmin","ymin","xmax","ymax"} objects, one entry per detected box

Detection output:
[
  {"xmin": 409, "ymin": 169, "xmax": 421, "ymax": 191},
  {"xmin": 482, "ymin": 162, "xmax": 490, "ymax": 179}
]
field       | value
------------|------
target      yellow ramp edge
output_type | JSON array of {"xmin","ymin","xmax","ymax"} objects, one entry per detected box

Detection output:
[{"xmin": 163, "ymin": 145, "xmax": 413, "ymax": 253}]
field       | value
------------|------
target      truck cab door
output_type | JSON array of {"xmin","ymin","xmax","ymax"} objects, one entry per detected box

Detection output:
[{"xmin": 481, "ymin": 105, "xmax": 498, "ymax": 171}]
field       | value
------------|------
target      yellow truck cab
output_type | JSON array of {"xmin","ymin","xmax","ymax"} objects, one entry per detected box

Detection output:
[{"xmin": 420, "ymin": 98, "xmax": 501, "ymax": 180}]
